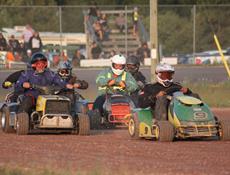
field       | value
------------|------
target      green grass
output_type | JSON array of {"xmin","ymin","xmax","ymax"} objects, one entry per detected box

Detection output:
[
  {"xmin": 182, "ymin": 80, "xmax": 230, "ymax": 107},
  {"xmin": 0, "ymin": 167, "xmax": 62, "ymax": 175},
  {"xmin": 0, "ymin": 166, "xmax": 111, "ymax": 175}
]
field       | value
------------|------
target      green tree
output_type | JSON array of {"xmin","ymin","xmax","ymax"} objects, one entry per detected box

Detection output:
[{"xmin": 158, "ymin": 10, "xmax": 193, "ymax": 55}]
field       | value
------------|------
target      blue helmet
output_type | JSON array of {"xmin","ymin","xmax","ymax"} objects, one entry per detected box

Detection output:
[
  {"xmin": 58, "ymin": 60, "xmax": 72, "ymax": 79},
  {"xmin": 58, "ymin": 60, "xmax": 72, "ymax": 70},
  {"xmin": 30, "ymin": 52, "xmax": 47, "ymax": 65}
]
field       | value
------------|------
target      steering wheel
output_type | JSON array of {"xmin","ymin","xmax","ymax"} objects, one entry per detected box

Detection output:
[
  {"xmin": 164, "ymin": 86, "xmax": 182, "ymax": 95},
  {"xmin": 104, "ymin": 84, "xmax": 128, "ymax": 95},
  {"xmin": 31, "ymin": 84, "xmax": 63, "ymax": 95}
]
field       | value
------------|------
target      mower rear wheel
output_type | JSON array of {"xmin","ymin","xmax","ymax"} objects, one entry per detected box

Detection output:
[
  {"xmin": 16, "ymin": 112, "xmax": 29, "ymax": 135},
  {"xmin": 128, "ymin": 114, "xmax": 140, "ymax": 139},
  {"xmin": 156, "ymin": 121, "xmax": 174, "ymax": 142},
  {"xmin": 1, "ymin": 106, "xmax": 15, "ymax": 133},
  {"xmin": 219, "ymin": 120, "xmax": 230, "ymax": 141},
  {"xmin": 78, "ymin": 113, "xmax": 90, "ymax": 135}
]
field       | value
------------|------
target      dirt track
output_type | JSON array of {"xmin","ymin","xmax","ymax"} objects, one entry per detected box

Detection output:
[{"xmin": 0, "ymin": 108, "xmax": 230, "ymax": 175}]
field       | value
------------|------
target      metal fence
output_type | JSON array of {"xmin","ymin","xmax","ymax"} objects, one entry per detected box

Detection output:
[{"xmin": 0, "ymin": 5, "xmax": 230, "ymax": 64}]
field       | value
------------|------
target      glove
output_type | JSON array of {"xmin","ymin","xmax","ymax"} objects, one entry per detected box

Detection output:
[
  {"xmin": 3, "ymin": 81, "xmax": 12, "ymax": 88},
  {"xmin": 23, "ymin": 82, "xmax": 31, "ymax": 89},
  {"xmin": 73, "ymin": 83, "xmax": 81, "ymax": 88},
  {"xmin": 66, "ymin": 84, "xmax": 74, "ymax": 89},
  {"xmin": 119, "ymin": 81, "xmax": 126, "ymax": 89},
  {"xmin": 156, "ymin": 91, "xmax": 166, "ymax": 97},
  {"xmin": 180, "ymin": 87, "xmax": 188, "ymax": 93},
  {"xmin": 107, "ymin": 79, "xmax": 116, "ymax": 86}
]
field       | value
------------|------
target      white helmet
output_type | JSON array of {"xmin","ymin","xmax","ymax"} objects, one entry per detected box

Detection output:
[
  {"xmin": 155, "ymin": 63, "xmax": 175, "ymax": 74},
  {"xmin": 111, "ymin": 54, "xmax": 126, "ymax": 75},
  {"xmin": 156, "ymin": 63, "xmax": 175, "ymax": 87}
]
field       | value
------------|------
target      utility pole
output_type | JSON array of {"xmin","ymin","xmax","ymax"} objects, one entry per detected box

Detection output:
[
  {"xmin": 150, "ymin": 0, "xmax": 158, "ymax": 82},
  {"xmin": 59, "ymin": 6, "xmax": 63, "ymax": 59}
]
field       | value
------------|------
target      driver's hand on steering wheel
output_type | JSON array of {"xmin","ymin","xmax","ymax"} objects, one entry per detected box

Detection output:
[
  {"xmin": 156, "ymin": 91, "xmax": 166, "ymax": 97},
  {"xmin": 23, "ymin": 82, "xmax": 31, "ymax": 89},
  {"xmin": 180, "ymin": 87, "xmax": 188, "ymax": 93},
  {"xmin": 119, "ymin": 81, "xmax": 126, "ymax": 89},
  {"xmin": 108, "ymin": 79, "xmax": 116, "ymax": 86},
  {"xmin": 66, "ymin": 84, "xmax": 74, "ymax": 89},
  {"xmin": 73, "ymin": 83, "xmax": 81, "ymax": 88}
]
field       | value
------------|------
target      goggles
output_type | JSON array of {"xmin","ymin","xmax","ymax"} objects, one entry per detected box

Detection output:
[{"xmin": 58, "ymin": 69, "xmax": 70, "ymax": 77}]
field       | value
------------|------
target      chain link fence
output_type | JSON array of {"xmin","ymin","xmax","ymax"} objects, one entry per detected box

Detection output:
[{"xmin": 0, "ymin": 5, "xmax": 230, "ymax": 67}]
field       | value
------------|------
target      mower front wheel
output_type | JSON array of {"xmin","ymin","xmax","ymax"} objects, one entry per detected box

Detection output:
[
  {"xmin": 156, "ymin": 121, "xmax": 174, "ymax": 142},
  {"xmin": 16, "ymin": 112, "xmax": 29, "ymax": 135},
  {"xmin": 128, "ymin": 114, "xmax": 140, "ymax": 139}
]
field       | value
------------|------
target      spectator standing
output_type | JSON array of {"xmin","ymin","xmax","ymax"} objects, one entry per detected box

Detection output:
[
  {"xmin": 8, "ymin": 35, "xmax": 21, "ymax": 53},
  {"xmin": 87, "ymin": 1, "xmax": 99, "ymax": 22},
  {"xmin": 132, "ymin": 7, "xmax": 139, "ymax": 36},
  {"xmin": 136, "ymin": 42, "xmax": 150, "ymax": 64},
  {"xmin": 91, "ymin": 42, "xmax": 102, "ymax": 59},
  {"xmin": 115, "ymin": 13, "xmax": 126, "ymax": 33},
  {"xmin": 0, "ymin": 33, "xmax": 7, "ymax": 51},
  {"xmin": 22, "ymin": 24, "xmax": 34, "ymax": 51},
  {"xmin": 93, "ymin": 20, "xmax": 103, "ymax": 41},
  {"xmin": 72, "ymin": 49, "xmax": 85, "ymax": 67},
  {"xmin": 29, "ymin": 31, "xmax": 42, "ymax": 54},
  {"xmin": 99, "ymin": 13, "xmax": 110, "ymax": 40},
  {"xmin": 22, "ymin": 49, "xmax": 32, "ymax": 63}
]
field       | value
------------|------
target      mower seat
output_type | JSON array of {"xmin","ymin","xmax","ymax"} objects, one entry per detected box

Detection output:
[{"xmin": 176, "ymin": 96, "xmax": 202, "ymax": 105}]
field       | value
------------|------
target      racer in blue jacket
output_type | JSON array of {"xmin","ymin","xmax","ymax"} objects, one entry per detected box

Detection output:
[{"xmin": 15, "ymin": 52, "xmax": 74, "ymax": 114}]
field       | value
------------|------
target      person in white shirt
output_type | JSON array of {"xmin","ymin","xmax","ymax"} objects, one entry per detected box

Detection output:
[
  {"xmin": 28, "ymin": 31, "xmax": 43, "ymax": 54},
  {"xmin": 22, "ymin": 24, "xmax": 34, "ymax": 51}
]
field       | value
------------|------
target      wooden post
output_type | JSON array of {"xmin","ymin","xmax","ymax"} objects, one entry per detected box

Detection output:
[{"xmin": 150, "ymin": 0, "xmax": 158, "ymax": 82}]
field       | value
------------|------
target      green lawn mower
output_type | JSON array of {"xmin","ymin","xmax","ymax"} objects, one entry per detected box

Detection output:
[{"xmin": 128, "ymin": 88, "xmax": 230, "ymax": 142}]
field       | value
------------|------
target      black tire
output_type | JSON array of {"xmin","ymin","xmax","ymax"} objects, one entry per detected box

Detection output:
[
  {"xmin": 156, "ymin": 121, "xmax": 174, "ymax": 142},
  {"xmin": 219, "ymin": 120, "xmax": 230, "ymax": 141},
  {"xmin": 16, "ymin": 112, "xmax": 29, "ymax": 135},
  {"xmin": 128, "ymin": 114, "xmax": 140, "ymax": 139},
  {"xmin": 78, "ymin": 113, "xmax": 90, "ymax": 135},
  {"xmin": 1, "ymin": 106, "xmax": 15, "ymax": 133},
  {"xmin": 88, "ymin": 110, "xmax": 101, "ymax": 130},
  {"xmin": 0, "ymin": 111, "xmax": 1, "ymax": 130}
]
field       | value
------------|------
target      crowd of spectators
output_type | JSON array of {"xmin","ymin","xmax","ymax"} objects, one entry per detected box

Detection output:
[
  {"xmin": 0, "ymin": 24, "xmax": 43, "ymax": 64},
  {"xmin": 87, "ymin": 4, "xmax": 144, "ymax": 60},
  {"xmin": 87, "ymin": 2, "xmax": 112, "ymax": 59}
]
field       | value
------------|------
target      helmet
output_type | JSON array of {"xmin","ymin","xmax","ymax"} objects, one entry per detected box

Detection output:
[
  {"xmin": 31, "ymin": 52, "xmax": 47, "ymax": 65},
  {"xmin": 58, "ymin": 60, "xmax": 72, "ymax": 70},
  {"xmin": 111, "ymin": 54, "xmax": 126, "ymax": 75},
  {"xmin": 155, "ymin": 63, "xmax": 175, "ymax": 87},
  {"xmin": 155, "ymin": 63, "xmax": 174, "ymax": 74},
  {"xmin": 125, "ymin": 55, "xmax": 140, "ymax": 74},
  {"xmin": 30, "ymin": 52, "xmax": 48, "ymax": 72},
  {"xmin": 57, "ymin": 60, "xmax": 72, "ymax": 79}
]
